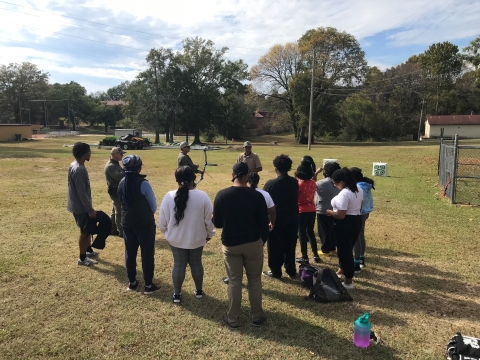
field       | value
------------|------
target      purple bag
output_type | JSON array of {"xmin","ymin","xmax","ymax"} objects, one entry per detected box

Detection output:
[{"xmin": 299, "ymin": 264, "xmax": 319, "ymax": 289}]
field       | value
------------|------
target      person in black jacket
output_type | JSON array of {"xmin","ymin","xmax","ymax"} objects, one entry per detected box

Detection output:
[
  {"xmin": 263, "ymin": 154, "xmax": 299, "ymax": 279},
  {"xmin": 118, "ymin": 155, "xmax": 159, "ymax": 295},
  {"xmin": 213, "ymin": 162, "xmax": 269, "ymax": 329}
]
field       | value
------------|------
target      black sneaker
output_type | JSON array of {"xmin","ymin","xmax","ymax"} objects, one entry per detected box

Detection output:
[
  {"xmin": 262, "ymin": 271, "xmax": 281, "ymax": 279},
  {"xmin": 194, "ymin": 288, "xmax": 204, "ymax": 299},
  {"xmin": 223, "ymin": 315, "xmax": 239, "ymax": 330},
  {"xmin": 295, "ymin": 257, "xmax": 309, "ymax": 264},
  {"xmin": 252, "ymin": 317, "xmax": 267, "ymax": 327},
  {"xmin": 313, "ymin": 256, "xmax": 321, "ymax": 263},
  {"xmin": 354, "ymin": 263, "xmax": 361, "ymax": 274},
  {"xmin": 222, "ymin": 277, "xmax": 229, "ymax": 285},
  {"xmin": 172, "ymin": 294, "xmax": 182, "ymax": 303},
  {"xmin": 144, "ymin": 284, "xmax": 161, "ymax": 295},
  {"xmin": 127, "ymin": 280, "xmax": 139, "ymax": 291}
]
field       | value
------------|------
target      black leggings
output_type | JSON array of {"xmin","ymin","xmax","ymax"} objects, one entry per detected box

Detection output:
[{"xmin": 333, "ymin": 215, "xmax": 362, "ymax": 279}]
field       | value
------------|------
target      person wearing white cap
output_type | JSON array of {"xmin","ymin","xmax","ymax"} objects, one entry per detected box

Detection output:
[
  {"xmin": 105, "ymin": 147, "xmax": 126, "ymax": 237},
  {"xmin": 178, "ymin": 142, "xmax": 204, "ymax": 175},
  {"xmin": 237, "ymin": 141, "xmax": 262, "ymax": 173}
]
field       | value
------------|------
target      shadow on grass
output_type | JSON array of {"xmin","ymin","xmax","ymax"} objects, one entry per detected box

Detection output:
[{"xmin": 154, "ymin": 286, "xmax": 399, "ymax": 360}]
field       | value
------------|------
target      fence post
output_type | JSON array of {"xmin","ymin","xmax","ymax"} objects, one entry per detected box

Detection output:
[
  {"xmin": 438, "ymin": 138, "xmax": 443, "ymax": 176},
  {"xmin": 451, "ymin": 134, "xmax": 459, "ymax": 204}
]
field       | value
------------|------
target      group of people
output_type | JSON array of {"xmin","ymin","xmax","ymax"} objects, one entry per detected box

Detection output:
[{"xmin": 67, "ymin": 140, "xmax": 375, "ymax": 328}]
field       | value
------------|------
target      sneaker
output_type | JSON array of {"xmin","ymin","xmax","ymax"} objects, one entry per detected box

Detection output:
[
  {"xmin": 127, "ymin": 280, "xmax": 139, "ymax": 291},
  {"xmin": 343, "ymin": 282, "xmax": 354, "ymax": 290},
  {"xmin": 262, "ymin": 271, "xmax": 281, "ymax": 279},
  {"xmin": 144, "ymin": 284, "xmax": 161, "ymax": 295},
  {"xmin": 313, "ymin": 256, "xmax": 321, "ymax": 263},
  {"xmin": 318, "ymin": 250, "xmax": 329, "ymax": 255},
  {"xmin": 194, "ymin": 288, "xmax": 204, "ymax": 299},
  {"xmin": 77, "ymin": 257, "xmax": 95, "ymax": 266},
  {"xmin": 295, "ymin": 257, "xmax": 309, "ymax": 264},
  {"xmin": 222, "ymin": 277, "xmax": 229, "ymax": 285},
  {"xmin": 252, "ymin": 317, "xmax": 267, "ymax": 327},
  {"xmin": 223, "ymin": 315, "xmax": 239, "ymax": 330},
  {"xmin": 86, "ymin": 250, "xmax": 98, "ymax": 257},
  {"xmin": 354, "ymin": 263, "xmax": 362, "ymax": 274},
  {"xmin": 359, "ymin": 257, "xmax": 365, "ymax": 268},
  {"xmin": 172, "ymin": 294, "xmax": 182, "ymax": 303}
]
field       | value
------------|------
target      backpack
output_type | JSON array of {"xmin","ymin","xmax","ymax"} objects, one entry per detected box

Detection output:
[
  {"xmin": 308, "ymin": 268, "xmax": 353, "ymax": 303},
  {"xmin": 299, "ymin": 264, "xmax": 319, "ymax": 289},
  {"xmin": 447, "ymin": 333, "xmax": 480, "ymax": 360}
]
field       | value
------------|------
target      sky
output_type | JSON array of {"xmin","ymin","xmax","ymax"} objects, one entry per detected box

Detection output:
[{"xmin": 0, "ymin": 0, "xmax": 479, "ymax": 93}]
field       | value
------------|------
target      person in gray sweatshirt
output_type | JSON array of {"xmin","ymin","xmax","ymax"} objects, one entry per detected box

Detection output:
[
  {"xmin": 315, "ymin": 161, "xmax": 341, "ymax": 254},
  {"xmin": 67, "ymin": 142, "xmax": 98, "ymax": 266}
]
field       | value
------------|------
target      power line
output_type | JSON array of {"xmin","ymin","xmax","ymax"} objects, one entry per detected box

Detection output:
[{"xmin": 0, "ymin": 1, "xmax": 270, "ymax": 52}]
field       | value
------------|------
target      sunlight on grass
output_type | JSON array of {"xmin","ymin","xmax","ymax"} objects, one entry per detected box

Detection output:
[{"xmin": 0, "ymin": 137, "xmax": 479, "ymax": 359}]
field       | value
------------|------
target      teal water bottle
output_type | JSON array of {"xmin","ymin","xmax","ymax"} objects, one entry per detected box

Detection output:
[{"xmin": 353, "ymin": 312, "xmax": 371, "ymax": 348}]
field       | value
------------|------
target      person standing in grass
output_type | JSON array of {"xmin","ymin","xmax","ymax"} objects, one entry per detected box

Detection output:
[
  {"xmin": 350, "ymin": 167, "xmax": 375, "ymax": 273},
  {"xmin": 326, "ymin": 168, "xmax": 363, "ymax": 290},
  {"xmin": 104, "ymin": 147, "xmax": 126, "ymax": 237},
  {"xmin": 213, "ymin": 162, "xmax": 269, "ymax": 329},
  {"xmin": 263, "ymin": 154, "xmax": 299, "ymax": 279},
  {"xmin": 118, "ymin": 155, "xmax": 160, "ymax": 295},
  {"xmin": 68, "ymin": 142, "xmax": 98, "ymax": 266},
  {"xmin": 237, "ymin": 141, "xmax": 262, "ymax": 173},
  {"xmin": 178, "ymin": 142, "xmax": 204, "ymax": 176},
  {"xmin": 315, "ymin": 162, "xmax": 341, "ymax": 255},
  {"xmin": 295, "ymin": 160, "xmax": 320, "ymax": 264},
  {"xmin": 158, "ymin": 166, "xmax": 216, "ymax": 304}
]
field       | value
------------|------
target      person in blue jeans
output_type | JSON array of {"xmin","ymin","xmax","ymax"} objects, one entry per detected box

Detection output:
[
  {"xmin": 350, "ymin": 167, "xmax": 375, "ymax": 273},
  {"xmin": 118, "ymin": 154, "xmax": 159, "ymax": 295}
]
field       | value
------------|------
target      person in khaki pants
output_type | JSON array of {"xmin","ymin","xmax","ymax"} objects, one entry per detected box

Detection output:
[{"xmin": 213, "ymin": 162, "xmax": 270, "ymax": 329}]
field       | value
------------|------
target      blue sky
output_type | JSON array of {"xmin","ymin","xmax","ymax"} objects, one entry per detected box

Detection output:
[{"xmin": 0, "ymin": 0, "xmax": 479, "ymax": 93}]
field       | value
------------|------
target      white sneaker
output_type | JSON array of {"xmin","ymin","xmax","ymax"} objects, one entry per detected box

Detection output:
[
  {"xmin": 342, "ymin": 282, "xmax": 354, "ymax": 290},
  {"xmin": 77, "ymin": 257, "xmax": 96, "ymax": 266},
  {"xmin": 86, "ymin": 250, "xmax": 98, "ymax": 257}
]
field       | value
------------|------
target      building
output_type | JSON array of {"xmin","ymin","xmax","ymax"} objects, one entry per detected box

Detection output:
[
  {"xmin": 0, "ymin": 124, "xmax": 33, "ymax": 142},
  {"xmin": 424, "ymin": 115, "xmax": 480, "ymax": 139}
]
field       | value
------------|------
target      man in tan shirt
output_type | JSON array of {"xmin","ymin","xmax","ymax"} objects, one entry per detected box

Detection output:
[{"xmin": 237, "ymin": 141, "xmax": 262, "ymax": 173}]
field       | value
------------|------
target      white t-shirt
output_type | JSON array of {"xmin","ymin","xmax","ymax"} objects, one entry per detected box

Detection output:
[
  {"xmin": 331, "ymin": 186, "xmax": 363, "ymax": 215},
  {"xmin": 158, "ymin": 189, "xmax": 216, "ymax": 249},
  {"xmin": 255, "ymin": 188, "xmax": 275, "ymax": 209}
]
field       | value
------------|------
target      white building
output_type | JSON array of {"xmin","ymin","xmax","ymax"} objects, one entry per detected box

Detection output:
[{"xmin": 424, "ymin": 115, "xmax": 480, "ymax": 139}]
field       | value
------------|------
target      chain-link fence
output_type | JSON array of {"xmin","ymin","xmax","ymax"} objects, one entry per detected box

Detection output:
[{"xmin": 438, "ymin": 135, "xmax": 480, "ymax": 205}]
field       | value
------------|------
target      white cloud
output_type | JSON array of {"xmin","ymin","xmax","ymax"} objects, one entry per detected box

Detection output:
[{"xmin": 0, "ymin": 0, "xmax": 478, "ymax": 92}]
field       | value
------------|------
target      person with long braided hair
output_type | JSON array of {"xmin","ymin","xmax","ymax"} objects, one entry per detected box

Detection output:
[
  {"xmin": 326, "ymin": 167, "xmax": 363, "ymax": 290},
  {"xmin": 118, "ymin": 155, "xmax": 159, "ymax": 295},
  {"xmin": 159, "ymin": 166, "xmax": 215, "ymax": 304}
]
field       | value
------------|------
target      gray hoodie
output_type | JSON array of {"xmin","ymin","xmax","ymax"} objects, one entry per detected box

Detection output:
[{"xmin": 67, "ymin": 160, "xmax": 94, "ymax": 214}]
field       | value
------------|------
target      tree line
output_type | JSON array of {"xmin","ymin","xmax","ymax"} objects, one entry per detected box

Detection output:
[{"xmin": 1, "ymin": 29, "xmax": 480, "ymax": 142}]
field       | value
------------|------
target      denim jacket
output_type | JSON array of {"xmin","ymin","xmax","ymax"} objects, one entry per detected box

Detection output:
[{"xmin": 357, "ymin": 182, "xmax": 374, "ymax": 214}]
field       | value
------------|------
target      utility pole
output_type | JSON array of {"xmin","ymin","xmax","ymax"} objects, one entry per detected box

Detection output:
[
  {"xmin": 417, "ymin": 98, "xmax": 425, "ymax": 142},
  {"xmin": 18, "ymin": 96, "xmax": 22, "ymax": 124},
  {"xmin": 307, "ymin": 49, "xmax": 315, "ymax": 151}
]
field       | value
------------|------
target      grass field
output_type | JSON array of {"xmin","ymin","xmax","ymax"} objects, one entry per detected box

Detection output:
[{"xmin": 0, "ymin": 136, "xmax": 479, "ymax": 359}]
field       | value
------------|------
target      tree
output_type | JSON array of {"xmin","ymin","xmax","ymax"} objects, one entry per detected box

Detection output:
[
  {"xmin": 250, "ymin": 42, "xmax": 303, "ymax": 138},
  {"xmin": 0, "ymin": 62, "xmax": 49, "ymax": 123},
  {"xmin": 106, "ymin": 81, "xmax": 131, "ymax": 100}
]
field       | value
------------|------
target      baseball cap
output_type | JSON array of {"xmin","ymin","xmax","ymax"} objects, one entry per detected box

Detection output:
[
  {"xmin": 243, "ymin": 141, "xmax": 252, "ymax": 147},
  {"xmin": 180, "ymin": 141, "xmax": 190, "ymax": 149},
  {"xmin": 232, "ymin": 162, "xmax": 249, "ymax": 182},
  {"xmin": 122, "ymin": 154, "xmax": 142, "ymax": 172},
  {"xmin": 111, "ymin": 147, "xmax": 126, "ymax": 155}
]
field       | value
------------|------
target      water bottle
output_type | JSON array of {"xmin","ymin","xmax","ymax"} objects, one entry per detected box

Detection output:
[{"xmin": 353, "ymin": 312, "xmax": 371, "ymax": 348}]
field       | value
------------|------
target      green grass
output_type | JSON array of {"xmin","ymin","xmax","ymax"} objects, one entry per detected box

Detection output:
[{"xmin": 0, "ymin": 136, "xmax": 479, "ymax": 359}]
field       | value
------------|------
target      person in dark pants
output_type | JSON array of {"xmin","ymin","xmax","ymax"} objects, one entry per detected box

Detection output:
[
  {"xmin": 118, "ymin": 154, "xmax": 159, "ymax": 295},
  {"xmin": 326, "ymin": 168, "xmax": 363, "ymax": 290},
  {"xmin": 315, "ymin": 162, "xmax": 341, "ymax": 254},
  {"xmin": 295, "ymin": 160, "xmax": 320, "ymax": 264},
  {"xmin": 263, "ymin": 154, "xmax": 299, "ymax": 279},
  {"xmin": 104, "ymin": 147, "xmax": 126, "ymax": 237}
]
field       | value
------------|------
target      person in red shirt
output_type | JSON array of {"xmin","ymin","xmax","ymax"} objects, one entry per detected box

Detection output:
[{"xmin": 295, "ymin": 160, "xmax": 320, "ymax": 264}]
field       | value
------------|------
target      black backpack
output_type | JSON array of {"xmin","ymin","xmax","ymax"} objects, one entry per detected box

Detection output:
[
  {"xmin": 307, "ymin": 268, "xmax": 353, "ymax": 303},
  {"xmin": 447, "ymin": 333, "xmax": 480, "ymax": 360}
]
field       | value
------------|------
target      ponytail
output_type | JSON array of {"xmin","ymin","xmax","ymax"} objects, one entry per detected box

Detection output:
[
  {"xmin": 173, "ymin": 166, "xmax": 195, "ymax": 226},
  {"xmin": 332, "ymin": 167, "xmax": 359, "ymax": 193},
  {"xmin": 361, "ymin": 176, "xmax": 375, "ymax": 190},
  {"xmin": 247, "ymin": 172, "xmax": 260, "ymax": 189}
]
